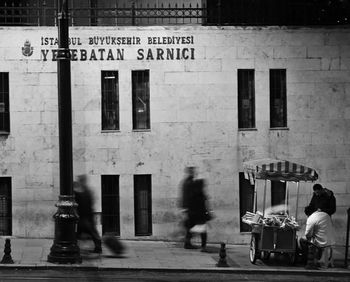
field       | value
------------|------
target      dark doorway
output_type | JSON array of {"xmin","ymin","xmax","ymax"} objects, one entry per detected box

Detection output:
[{"xmin": 239, "ymin": 172, "xmax": 254, "ymax": 232}]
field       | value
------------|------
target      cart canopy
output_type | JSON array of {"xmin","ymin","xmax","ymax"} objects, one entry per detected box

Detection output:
[{"xmin": 243, "ymin": 158, "xmax": 318, "ymax": 183}]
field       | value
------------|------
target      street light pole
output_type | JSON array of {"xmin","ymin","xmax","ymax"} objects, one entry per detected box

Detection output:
[{"xmin": 47, "ymin": 0, "xmax": 81, "ymax": 264}]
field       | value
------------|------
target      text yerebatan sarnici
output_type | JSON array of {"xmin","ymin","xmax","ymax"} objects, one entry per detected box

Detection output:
[{"xmin": 40, "ymin": 35, "xmax": 195, "ymax": 61}]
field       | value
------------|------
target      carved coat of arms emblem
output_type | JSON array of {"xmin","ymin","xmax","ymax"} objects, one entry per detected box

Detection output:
[{"xmin": 22, "ymin": 40, "xmax": 33, "ymax": 57}]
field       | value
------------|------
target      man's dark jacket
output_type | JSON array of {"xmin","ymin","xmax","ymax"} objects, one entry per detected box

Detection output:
[
  {"xmin": 181, "ymin": 176, "xmax": 194, "ymax": 210},
  {"xmin": 305, "ymin": 188, "xmax": 336, "ymax": 216},
  {"xmin": 75, "ymin": 187, "xmax": 94, "ymax": 219}
]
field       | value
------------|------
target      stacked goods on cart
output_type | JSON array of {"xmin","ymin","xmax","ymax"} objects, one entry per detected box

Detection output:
[
  {"xmin": 242, "ymin": 211, "xmax": 263, "ymax": 225},
  {"xmin": 281, "ymin": 216, "xmax": 300, "ymax": 230},
  {"xmin": 263, "ymin": 215, "xmax": 300, "ymax": 230},
  {"xmin": 242, "ymin": 211, "xmax": 300, "ymax": 230}
]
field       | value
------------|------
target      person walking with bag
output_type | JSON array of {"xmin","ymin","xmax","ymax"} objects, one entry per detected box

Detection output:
[
  {"xmin": 187, "ymin": 178, "xmax": 212, "ymax": 252},
  {"xmin": 180, "ymin": 167, "xmax": 197, "ymax": 249}
]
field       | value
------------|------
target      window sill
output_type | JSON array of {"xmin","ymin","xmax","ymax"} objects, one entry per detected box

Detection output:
[
  {"xmin": 269, "ymin": 127, "xmax": 289, "ymax": 131},
  {"xmin": 133, "ymin": 129, "xmax": 151, "ymax": 132},
  {"xmin": 0, "ymin": 131, "xmax": 10, "ymax": 135},
  {"xmin": 238, "ymin": 128, "xmax": 257, "ymax": 131},
  {"xmin": 239, "ymin": 231, "xmax": 253, "ymax": 235},
  {"xmin": 101, "ymin": 130, "xmax": 120, "ymax": 133}
]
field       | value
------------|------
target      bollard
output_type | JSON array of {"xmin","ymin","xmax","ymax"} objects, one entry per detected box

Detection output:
[
  {"xmin": 216, "ymin": 242, "xmax": 229, "ymax": 267},
  {"xmin": 1, "ymin": 238, "xmax": 14, "ymax": 264}
]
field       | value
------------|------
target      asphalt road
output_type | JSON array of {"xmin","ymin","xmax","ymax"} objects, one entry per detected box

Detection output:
[{"xmin": 0, "ymin": 269, "xmax": 349, "ymax": 282}]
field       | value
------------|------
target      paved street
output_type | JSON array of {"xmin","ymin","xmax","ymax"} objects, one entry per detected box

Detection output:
[
  {"xmin": 3, "ymin": 238, "xmax": 349, "ymax": 269},
  {"xmin": 0, "ymin": 238, "xmax": 348, "ymax": 281}
]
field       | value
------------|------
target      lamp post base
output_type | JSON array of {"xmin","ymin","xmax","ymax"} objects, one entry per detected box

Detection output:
[
  {"xmin": 47, "ymin": 243, "xmax": 81, "ymax": 264},
  {"xmin": 47, "ymin": 195, "xmax": 82, "ymax": 264}
]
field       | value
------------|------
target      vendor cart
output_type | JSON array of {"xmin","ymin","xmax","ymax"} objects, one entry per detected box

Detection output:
[{"xmin": 242, "ymin": 159, "xmax": 318, "ymax": 264}]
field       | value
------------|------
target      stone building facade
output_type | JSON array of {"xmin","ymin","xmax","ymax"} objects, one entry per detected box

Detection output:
[{"xmin": 0, "ymin": 25, "xmax": 349, "ymax": 245}]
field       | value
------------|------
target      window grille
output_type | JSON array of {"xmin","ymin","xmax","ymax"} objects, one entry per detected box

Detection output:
[
  {"xmin": 0, "ymin": 73, "xmax": 10, "ymax": 133},
  {"xmin": 238, "ymin": 69, "xmax": 255, "ymax": 129},
  {"xmin": 205, "ymin": 0, "xmax": 350, "ymax": 26},
  {"xmin": 0, "ymin": 0, "xmax": 205, "ymax": 26},
  {"xmin": 0, "ymin": 0, "xmax": 30, "ymax": 26},
  {"xmin": 0, "ymin": 0, "xmax": 349, "ymax": 26},
  {"xmin": 134, "ymin": 175, "xmax": 152, "ymax": 236},
  {"xmin": 270, "ymin": 69, "xmax": 287, "ymax": 128},
  {"xmin": 101, "ymin": 175, "xmax": 120, "ymax": 235},
  {"xmin": 132, "ymin": 70, "xmax": 150, "ymax": 130},
  {"xmin": 0, "ymin": 177, "xmax": 11, "ymax": 236},
  {"xmin": 101, "ymin": 71, "xmax": 119, "ymax": 131},
  {"xmin": 239, "ymin": 172, "xmax": 254, "ymax": 232}
]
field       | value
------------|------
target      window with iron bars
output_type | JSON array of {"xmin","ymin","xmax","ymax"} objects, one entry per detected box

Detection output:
[
  {"xmin": 0, "ymin": 177, "xmax": 11, "ymax": 236},
  {"xmin": 101, "ymin": 175, "xmax": 120, "ymax": 236},
  {"xmin": 206, "ymin": 0, "xmax": 350, "ymax": 26},
  {"xmin": 270, "ymin": 69, "xmax": 287, "ymax": 128},
  {"xmin": 0, "ymin": 73, "xmax": 10, "ymax": 134},
  {"xmin": 1, "ymin": 0, "xmax": 348, "ymax": 26},
  {"xmin": 0, "ymin": 0, "xmax": 205, "ymax": 26},
  {"xmin": 238, "ymin": 69, "xmax": 255, "ymax": 129},
  {"xmin": 134, "ymin": 174, "xmax": 152, "ymax": 236},
  {"xmin": 102, "ymin": 71, "xmax": 119, "ymax": 131},
  {"xmin": 132, "ymin": 70, "xmax": 150, "ymax": 130}
]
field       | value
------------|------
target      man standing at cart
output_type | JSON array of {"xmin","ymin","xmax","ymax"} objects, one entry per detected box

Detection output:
[{"xmin": 304, "ymin": 184, "xmax": 336, "ymax": 217}]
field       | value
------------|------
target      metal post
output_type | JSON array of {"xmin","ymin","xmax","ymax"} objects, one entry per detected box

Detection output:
[
  {"xmin": 345, "ymin": 208, "xmax": 350, "ymax": 268},
  {"xmin": 217, "ymin": 0, "xmax": 222, "ymax": 25},
  {"xmin": 262, "ymin": 179, "xmax": 267, "ymax": 217},
  {"xmin": 201, "ymin": 1, "xmax": 207, "ymax": 26},
  {"xmin": 42, "ymin": 0, "xmax": 47, "ymax": 26},
  {"xmin": 253, "ymin": 181, "xmax": 257, "ymax": 213},
  {"xmin": 285, "ymin": 181, "xmax": 289, "ymax": 215},
  {"xmin": 131, "ymin": 1, "xmax": 136, "ymax": 26},
  {"xmin": 37, "ymin": 0, "xmax": 41, "ymax": 26},
  {"xmin": 70, "ymin": 0, "xmax": 74, "ymax": 26},
  {"xmin": 295, "ymin": 182, "xmax": 300, "ymax": 221},
  {"xmin": 47, "ymin": 0, "xmax": 81, "ymax": 264}
]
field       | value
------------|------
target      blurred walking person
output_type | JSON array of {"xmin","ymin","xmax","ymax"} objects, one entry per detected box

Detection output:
[
  {"xmin": 74, "ymin": 175, "xmax": 102, "ymax": 254},
  {"xmin": 188, "ymin": 178, "xmax": 211, "ymax": 252},
  {"xmin": 180, "ymin": 167, "xmax": 212, "ymax": 251},
  {"xmin": 180, "ymin": 166, "xmax": 197, "ymax": 249}
]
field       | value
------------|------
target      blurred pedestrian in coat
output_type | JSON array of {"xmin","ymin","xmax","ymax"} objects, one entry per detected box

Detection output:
[
  {"xmin": 180, "ymin": 167, "xmax": 211, "ymax": 251},
  {"xmin": 180, "ymin": 166, "xmax": 197, "ymax": 249},
  {"xmin": 74, "ymin": 175, "xmax": 102, "ymax": 254},
  {"xmin": 187, "ymin": 178, "xmax": 211, "ymax": 252}
]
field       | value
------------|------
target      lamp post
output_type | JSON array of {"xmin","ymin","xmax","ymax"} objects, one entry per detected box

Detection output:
[{"xmin": 47, "ymin": 0, "xmax": 81, "ymax": 264}]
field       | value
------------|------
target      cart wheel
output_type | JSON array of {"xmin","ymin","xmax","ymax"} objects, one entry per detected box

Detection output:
[
  {"xmin": 261, "ymin": 251, "xmax": 270, "ymax": 261},
  {"xmin": 249, "ymin": 235, "xmax": 259, "ymax": 264},
  {"xmin": 289, "ymin": 252, "xmax": 296, "ymax": 265}
]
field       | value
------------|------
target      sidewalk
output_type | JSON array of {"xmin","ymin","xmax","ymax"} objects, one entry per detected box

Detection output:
[{"xmin": 0, "ymin": 238, "xmax": 349, "ymax": 276}]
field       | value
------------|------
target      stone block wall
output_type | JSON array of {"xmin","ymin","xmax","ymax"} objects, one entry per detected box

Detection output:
[{"xmin": 0, "ymin": 26, "xmax": 349, "ymax": 245}]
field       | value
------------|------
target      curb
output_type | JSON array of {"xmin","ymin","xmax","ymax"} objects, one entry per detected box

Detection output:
[{"xmin": 0, "ymin": 264, "xmax": 349, "ymax": 277}]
